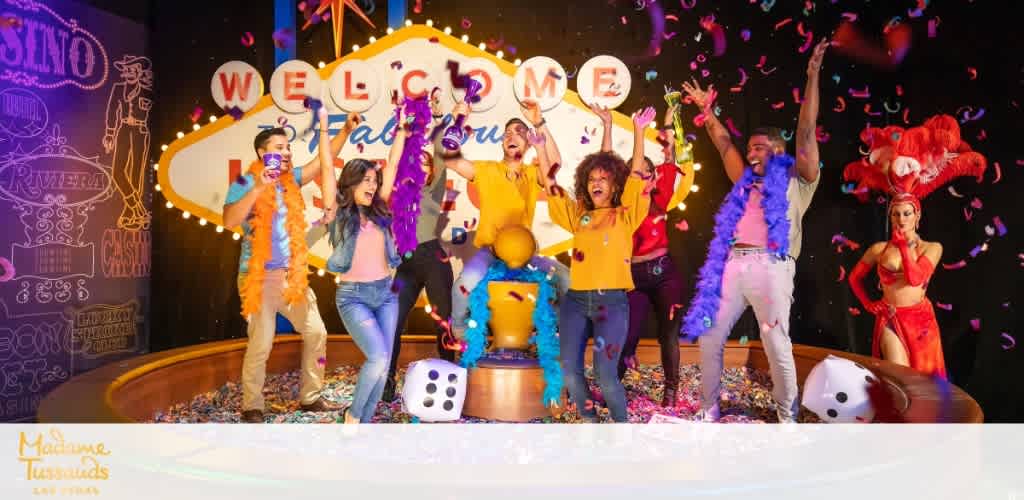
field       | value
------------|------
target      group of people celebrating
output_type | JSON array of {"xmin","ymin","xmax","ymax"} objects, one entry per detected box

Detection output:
[{"xmin": 224, "ymin": 37, "xmax": 963, "ymax": 425}]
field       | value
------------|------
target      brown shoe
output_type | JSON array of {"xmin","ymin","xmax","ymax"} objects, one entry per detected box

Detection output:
[
  {"xmin": 240, "ymin": 409, "xmax": 264, "ymax": 423},
  {"xmin": 300, "ymin": 398, "xmax": 342, "ymax": 412}
]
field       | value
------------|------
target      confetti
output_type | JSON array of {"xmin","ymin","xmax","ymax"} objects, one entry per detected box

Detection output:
[
  {"xmin": 966, "ymin": 67, "xmax": 977, "ymax": 80},
  {"xmin": 272, "ymin": 27, "xmax": 295, "ymax": 49},
  {"xmin": 189, "ymin": 106, "xmax": 203, "ymax": 123},
  {"xmin": 941, "ymin": 260, "xmax": 966, "ymax": 270},
  {"xmin": 413, "ymin": 0, "xmax": 423, "ymax": 14},
  {"xmin": 992, "ymin": 162, "xmax": 1002, "ymax": 183},
  {"xmin": 948, "ymin": 186, "xmax": 964, "ymax": 198},
  {"xmin": 848, "ymin": 307, "xmax": 862, "ymax": 316},
  {"xmin": 508, "ymin": 291, "xmax": 524, "ymax": 301},
  {"xmin": 993, "ymin": 217, "xmax": 1007, "ymax": 236},
  {"xmin": 837, "ymin": 265, "xmax": 846, "ymax": 282},
  {"xmin": 224, "ymin": 106, "xmax": 245, "ymax": 121},
  {"xmin": 773, "ymin": 18, "xmax": 793, "ymax": 31},
  {"xmin": 970, "ymin": 197, "xmax": 983, "ymax": 210},
  {"xmin": 935, "ymin": 302, "xmax": 953, "ymax": 311},
  {"xmin": 833, "ymin": 96, "xmax": 846, "ymax": 112},
  {"xmin": 970, "ymin": 319, "xmax": 981, "ymax": 332},
  {"xmin": 674, "ymin": 219, "xmax": 689, "ymax": 230},
  {"xmin": 740, "ymin": 29, "xmax": 751, "ymax": 41},
  {"xmin": 461, "ymin": 17, "xmax": 472, "ymax": 29},
  {"xmin": 1000, "ymin": 333, "xmax": 1016, "ymax": 350},
  {"xmin": 573, "ymin": 249, "xmax": 585, "ymax": 262},
  {"xmin": 317, "ymin": 356, "xmax": 327, "ymax": 367},
  {"xmin": 645, "ymin": 69, "xmax": 658, "ymax": 81},
  {"xmin": 240, "ymin": 31, "xmax": 255, "ymax": 48}
]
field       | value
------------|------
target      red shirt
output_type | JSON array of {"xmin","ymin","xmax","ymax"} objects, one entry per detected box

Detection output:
[{"xmin": 632, "ymin": 163, "xmax": 680, "ymax": 256}]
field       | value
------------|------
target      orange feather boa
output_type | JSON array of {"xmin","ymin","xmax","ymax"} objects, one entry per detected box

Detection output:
[{"xmin": 239, "ymin": 160, "xmax": 310, "ymax": 317}]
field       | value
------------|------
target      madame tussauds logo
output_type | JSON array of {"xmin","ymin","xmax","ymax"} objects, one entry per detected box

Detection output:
[{"xmin": 18, "ymin": 428, "xmax": 111, "ymax": 481}]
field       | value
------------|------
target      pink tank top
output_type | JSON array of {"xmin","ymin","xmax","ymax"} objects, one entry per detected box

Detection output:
[
  {"xmin": 733, "ymin": 185, "xmax": 769, "ymax": 247},
  {"xmin": 338, "ymin": 222, "xmax": 391, "ymax": 282}
]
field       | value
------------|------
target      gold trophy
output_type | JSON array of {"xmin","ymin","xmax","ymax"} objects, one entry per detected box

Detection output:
[
  {"xmin": 461, "ymin": 225, "xmax": 560, "ymax": 421},
  {"xmin": 664, "ymin": 90, "xmax": 693, "ymax": 165}
]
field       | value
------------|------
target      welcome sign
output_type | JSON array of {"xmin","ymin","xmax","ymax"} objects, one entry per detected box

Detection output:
[{"xmin": 159, "ymin": 25, "xmax": 693, "ymax": 273}]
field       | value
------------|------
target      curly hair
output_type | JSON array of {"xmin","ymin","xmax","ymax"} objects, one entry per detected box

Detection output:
[{"xmin": 573, "ymin": 151, "xmax": 630, "ymax": 211}]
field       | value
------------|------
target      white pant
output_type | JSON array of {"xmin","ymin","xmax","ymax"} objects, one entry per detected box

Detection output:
[{"xmin": 699, "ymin": 251, "xmax": 799, "ymax": 420}]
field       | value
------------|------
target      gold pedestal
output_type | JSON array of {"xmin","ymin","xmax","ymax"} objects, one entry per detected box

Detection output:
[{"xmin": 461, "ymin": 280, "xmax": 555, "ymax": 422}]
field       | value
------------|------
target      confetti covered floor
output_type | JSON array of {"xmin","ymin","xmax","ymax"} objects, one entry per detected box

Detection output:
[{"xmin": 151, "ymin": 363, "xmax": 823, "ymax": 424}]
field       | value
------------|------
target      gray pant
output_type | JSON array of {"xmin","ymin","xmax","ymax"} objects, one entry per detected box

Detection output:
[
  {"xmin": 699, "ymin": 250, "xmax": 799, "ymax": 421},
  {"xmin": 450, "ymin": 247, "xmax": 570, "ymax": 332}
]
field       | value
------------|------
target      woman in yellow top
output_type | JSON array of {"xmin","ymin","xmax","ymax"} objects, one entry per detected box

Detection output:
[{"xmin": 538, "ymin": 107, "xmax": 654, "ymax": 422}]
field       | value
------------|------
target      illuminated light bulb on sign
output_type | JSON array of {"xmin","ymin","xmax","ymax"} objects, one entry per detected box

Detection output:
[
  {"xmin": 152, "ymin": 163, "xmax": 159, "ymax": 170},
  {"xmin": 693, "ymin": 162, "xmax": 702, "ymax": 171},
  {"xmin": 677, "ymin": 202, "xmax": 687, "ymax": 211},
  {"xmin": 369, "ymin": 36, "xmax": 377, "ymax": 43},
  {"xmin": 426, "ymin": 20, "xmax": 434, "ymax": 27},
  {"xmin": 387, "ymin": 27, "xmax": 394, "ymax": 35},
  {"xmin": 496, "ymin": 50, "xmax": 504, "ymax": 59},
  {"xmin": 209, "ymin": 115, "xmax": 217, "ymax": 123},
  {"xmin": 461, "ymin": 35, "xmax": 469, "ymax": 43},
  {"xmin": 165, "ymin": 201, "xmax": 173, "ymax": 209},
  {"xmin": 335, "ymin": 276, "xmax": 341, "ymax": 284},
  {"xmin": 161, "ymin": 144, "xmax": 168, "ymax": 151},
  {"xmin": 444, "ymin": 27, "xmax": 452, "ymax": 35},
  {"xmin": 176, "ymin": 131, "xmax": 184, "ymax": 139},
  {"xmin": 691, "ymin": 185, "xmax": 699, "ymax": 192},
  {"xmin": 404, "ymin": 19, "xmax": 412, "ymax": 27},
  {"xmin": 192, "ymin": 124, "xmax": 200, "ymax": 131},
  {"xmin": 182, "ymin": 211, "xmax": 191, "ymax": 219},
  {"xmin": 352, "ymin": 44, "xmax": 360, "ymax": 52},
  {"xmin": 317, "ymin": 269, "xmax": 325, "ymax": 277},
  {"xmin": 154, "ymin": 184, "xmax": 161, "ymax": 192},
  {"xmin": 318, "ymin": 61, "xmax": 326, "ymax": 69},
  {"xmin": 478, "ymin": 42, "xmax": 486, "ymax": 50},
  {"xmin": 216, "ymin": 226, "xmax": 224, "ymax": 233},
  {"xmin": 424, "ymin": 304, "xmax": 433, "ymax": 314},
  {"xmin": 198, "ymin": 218, "xmax": 207, "ymax": 226},
  {"xmin": 232, "ymin": 232, "xmax": 241, "ymax": 241}
]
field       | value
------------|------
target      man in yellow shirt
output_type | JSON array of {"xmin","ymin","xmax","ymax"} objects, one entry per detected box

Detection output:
[{"xmin": 442, "ymin": 100, "xmax": 570, "ymax": 336}]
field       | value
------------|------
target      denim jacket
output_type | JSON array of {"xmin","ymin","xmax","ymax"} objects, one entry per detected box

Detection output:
[{"xmin": 326, "ymin": 207, "xmax": 402, "ymax": 274}]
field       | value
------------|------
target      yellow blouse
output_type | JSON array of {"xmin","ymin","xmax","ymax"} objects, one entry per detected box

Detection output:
[{"xmin": 547, "ymin": 176, "xmax": 651, "ymax": 290}]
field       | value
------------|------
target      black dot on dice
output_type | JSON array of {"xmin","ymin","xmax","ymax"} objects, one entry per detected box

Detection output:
[
  {"xmin": 446, "ymin": 387, "xmax": 456, "ymax": 397},
  {"xmin": 448, "ymin": 373, "xmax": 458, "ymax": 383},
  {"xmin": 827, "ymin": 409, "xmax": 838, "ymax": 418},
  {"xmin": 443, "ymin": 400, "xmax": 454, "ymax": 411},
  {"xmin": 836, "ymin": 392, "xmax": 848, "ymax": 403},
  {"xmin": 428, "ymin": 370, "xmax": 439, "ymax": 380},
  {"xmin": 426, "ymin": 383, "xmax": 437, "ymax": 394},
  {"xmin": 423, "ymin": 397, "xmax": 434, "ymax": 407},
  {"xmin": 865, "ymin": 375, "xmax": 876, "ymax": 384}
]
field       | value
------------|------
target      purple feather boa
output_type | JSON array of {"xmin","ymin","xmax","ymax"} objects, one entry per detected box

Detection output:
[
  {"xmin": 389, "ymin": 96, "xmax": 432, "ymax": 256},
  {"xmin": 681, "ymin": 154, "xmax": 794, "ymax": 339}
]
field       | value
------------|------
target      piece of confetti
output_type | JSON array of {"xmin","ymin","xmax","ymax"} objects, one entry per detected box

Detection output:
[
  {"xmin": 240, "ymin": 31, "xmax": 255, "ymax": 48},
  {"xmin": 1001, "ymin": 333, "xmax": 1016, "ymax": 350},
  {"xmin": 992, "ymin": 217, "xmax": 1007, "ymax": 236},
  {"xmin": 941, "ymin": 260, "xmax": 966, "ymax": 270},
  {"xmin": 935, "ymin": 302, "xmax": 953, "ymax": 311},
  {"xmin": 970, "ymin": 319, "xmax": 981, "ymax": 332},
  {"xmin": 272, "ymin": 27, "xmax": 295, "ymax": 49},
  {"xmin": 461, "ymin": 17, "xmax": 472, "ymax": 29}
]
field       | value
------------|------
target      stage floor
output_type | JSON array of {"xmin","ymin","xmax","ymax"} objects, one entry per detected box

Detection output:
[{"xmin": 150, "ymin": 363, "xmax": 824, "ymax": 424}]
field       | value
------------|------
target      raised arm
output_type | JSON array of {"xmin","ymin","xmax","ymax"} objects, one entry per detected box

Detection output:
[
  {"xmin": 849, "ymin": 242, "xmax": 887, "ymax": 315},
  {"xmin": 301, "ymin": 111, "xmax": 361, "ymax": 186},
  {"xmin": 661, "ymin": 102, "xmax": 678, "ymax": 165},
  {"xmin": 379, "ymin": 125, "xmax": 407, "ymax": 203},
  {"xmin": 441, "ymin": 101, "xmax": 476, "ymax": 181},
  {"xmin": 587, "ymin": 102, "xmax": 613, "ymax": 152},
  {"xmin": 521, "ymin": 100, "xmax": 562, "ymax": 168},
  {"xmin": 223, "ymin": 173, "xmax": 270, "ymax": 228},
  {"xmin": 681, "ymin": 78, "xmax": 745, "ymax": 183},
  {"xmin": 630, "ymin": 106, "xmax": 656, "ymax": 175},
  {"xmin": 795, "ymin": 39, "xmax": 829, "ymax": 183}
]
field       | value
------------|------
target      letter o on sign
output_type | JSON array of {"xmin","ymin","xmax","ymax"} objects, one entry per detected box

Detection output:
[
  {"xmin": 210, "ymin": 61, "xmax": 264, "ymax": 113},
  {"xmin": 270, "ymin": 60, "xmax": 322, "ymax": 114},
  {"xmin": 513, "ymin": 56, "xmax": 567, "ymax": 112},
  {"xmin": 328, "ymin": 59, "xmax": 381, "ymax": 113},
  {"xmin": 450, "ymin": 58, "xmax": 503, "ymax": 112},
  {"xmin": 576, "ymin": 55, "xmax": 631, "ymax": 109}
]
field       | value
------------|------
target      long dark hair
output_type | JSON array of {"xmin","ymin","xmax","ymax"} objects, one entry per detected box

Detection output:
[
  {"xmin": 329, "ymin": 159, "xmax": 391, "ymax": 247},
  {"xmin": 573, "ymin": 151, "xmax": 630, "ymax": 211}
]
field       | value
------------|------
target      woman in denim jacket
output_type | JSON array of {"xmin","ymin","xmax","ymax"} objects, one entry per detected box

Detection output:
[{"xmin": 323, "ymin": 122, "xmax": 404, "ymax": 425}]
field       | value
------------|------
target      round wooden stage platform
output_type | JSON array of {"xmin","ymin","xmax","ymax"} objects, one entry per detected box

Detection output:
[{"xmin": 37, "ymin": 336, "xmax": 983, "ymax": 423}]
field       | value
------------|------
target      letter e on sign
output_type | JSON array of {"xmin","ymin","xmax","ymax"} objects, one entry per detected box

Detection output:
[
  {"xmin": 270, "ymin": 60, "xmax": 322, "ymax": 114},
  {"xmin": 576, "ymin": 55, "xmax": 631, "ymax": 109},
  {"xmin": 211, "ymin": 61, "xmax": 264, "ymax": 113}
]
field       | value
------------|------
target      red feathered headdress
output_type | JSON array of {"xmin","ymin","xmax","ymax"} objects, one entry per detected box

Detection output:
[{"xmin": 842, "ymin": 114, "xmax": 987, "ymax": 208}]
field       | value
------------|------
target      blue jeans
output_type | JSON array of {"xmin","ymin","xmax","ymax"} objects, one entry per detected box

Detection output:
[
  {"xmin": 559, "ymin": 289, "xmax": 629, "ymax": 422},
  {"xmin": 451, "ymin": 246, "xmax": 570, "ymax": 332},
  {"xmin": 336, "ymin": 277, "xmax": 398, "ymax": 423}
]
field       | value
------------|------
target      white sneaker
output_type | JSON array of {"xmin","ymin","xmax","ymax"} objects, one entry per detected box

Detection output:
[{"xmin": 697, "ymin": 403, "xmax": 720, "ymax": 422}]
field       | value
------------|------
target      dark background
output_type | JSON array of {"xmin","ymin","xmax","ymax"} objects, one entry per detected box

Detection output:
[{"xmin": 80, "ymin": 0, "xmax": 1022, "ymax": 421}]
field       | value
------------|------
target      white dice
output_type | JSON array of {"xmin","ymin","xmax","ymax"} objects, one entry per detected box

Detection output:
[
  {"xmin": 801, "ymin": 355, "xmax": 877, "ymax": 423},
  {"xmin": 401, "ymin": 359, "xmax": 468, "ymax": 422}
]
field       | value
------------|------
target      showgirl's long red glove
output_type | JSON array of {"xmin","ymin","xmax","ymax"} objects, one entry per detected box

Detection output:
[
  {"xmin": 896, "ymin": 245, "xmax": 935, "ymax": 287},
  {"xmin": 849, "ymin": 261, "xmax": 886, "ymax": 315}
]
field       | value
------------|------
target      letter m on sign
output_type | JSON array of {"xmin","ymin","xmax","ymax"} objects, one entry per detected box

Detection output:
[
  {"xmin": 524, "ymin": 67, "xmax": 557, "ymax": 98},
  {"xmin": 219, "ymin": 72, "xmax": 255, "ymax": 102}
]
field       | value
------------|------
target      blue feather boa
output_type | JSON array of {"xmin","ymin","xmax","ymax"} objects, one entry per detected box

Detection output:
[
  {"xmin": 460, "ymin": 260, "xmax": 563, "ymax": 407},
  {"xmin": 681, "ymin": 154, "xmax": 794, "ymax": 339}
]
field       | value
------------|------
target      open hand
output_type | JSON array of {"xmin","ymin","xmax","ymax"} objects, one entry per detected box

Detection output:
[
  {"xmin": 587, "ymin": 102, "xmax": 612, "ymax": 125},
  {"xmin": 866, "ymin": 300, "xmax": 889, "ymax": 316},
  {"xmin": 680, "ymin": 78, "xmax": 715, "ymax": 111},
  {"xmin": 663, "ymin": 102, "xmax": 679, "ymax": 127},
  {"xmin": 891, "ymin": 227, "xmax": 908, "ymax": 248},
  {"xmin": 807, "ymin": 38, "xmax": 829, "ymax": 76},
  {"xmin": 343, "ymin": 112, "xmax": 362, "ymax": 133},
  {"xmin": 632, "ymin": 106, "xmax": 657, "ymax": 130}
]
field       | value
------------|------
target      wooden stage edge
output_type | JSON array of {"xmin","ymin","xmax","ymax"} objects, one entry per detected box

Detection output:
[{"xmin": 37, "ymin": 335, "xmax": 983, "ymax": 423}]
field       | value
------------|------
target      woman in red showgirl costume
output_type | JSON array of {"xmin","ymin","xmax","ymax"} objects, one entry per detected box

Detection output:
[{"xmin": 845, "ymin": 115, "xmax": 987, "ymax": 378}]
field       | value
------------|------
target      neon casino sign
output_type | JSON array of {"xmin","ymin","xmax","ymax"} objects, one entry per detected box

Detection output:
[
  {"xmin": 0, "ymin": 0, "xmax": 109, "ymax": 90},
  {"xmin": 159, "ymin": 25, "xmax": 691, "ymax": 272}
]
